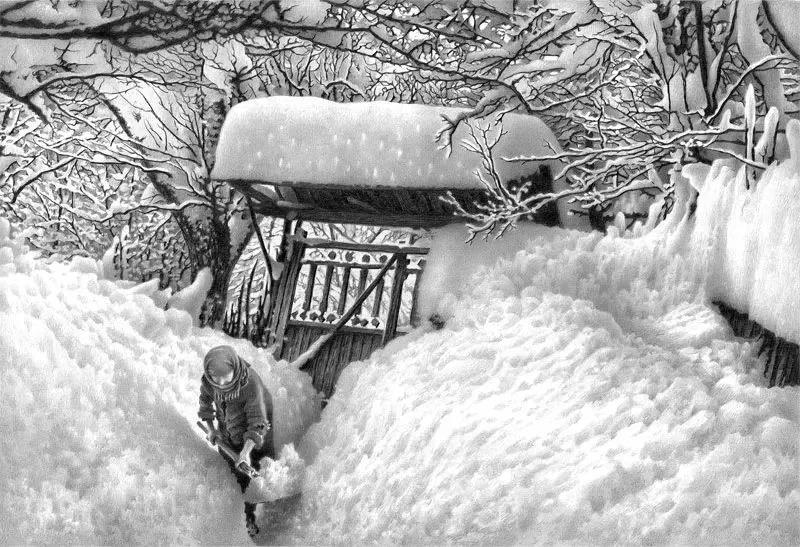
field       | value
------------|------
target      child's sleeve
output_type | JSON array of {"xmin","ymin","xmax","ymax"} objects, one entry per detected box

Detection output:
[
  {"xmin": 242, "ymin": 381, "xmax": 270, "ymax": 449},
  {"xmin": 198, "ymin": 377, "xmax": 216, "ymax": 421}
]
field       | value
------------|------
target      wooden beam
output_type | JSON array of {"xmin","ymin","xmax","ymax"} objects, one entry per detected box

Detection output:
[
  {"xmin": 382, "ymin": 253, "xmax": 408, "ymax": 345},
  {"xmin": 297, "ymin": 238, "xmax": 429, "ymax": 255}
]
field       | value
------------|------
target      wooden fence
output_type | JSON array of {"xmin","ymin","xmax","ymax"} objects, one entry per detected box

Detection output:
[{"xmin": 224, "ymin": 235, "xmax": 428, "ymax": 397}]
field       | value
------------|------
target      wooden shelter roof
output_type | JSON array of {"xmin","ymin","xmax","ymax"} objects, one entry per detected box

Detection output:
[
  {"xmin": 227, "ymin": 179, "xmax": 495, "ymax": 228},
  {"xmin": 212, "ymin": 97, "xmax": 562, "ymax": 228}
]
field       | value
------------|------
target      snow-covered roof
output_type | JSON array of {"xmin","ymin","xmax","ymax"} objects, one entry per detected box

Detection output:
[{"xmin": 211, "ymin": 96, "xmax": 560, "ymax": 190}]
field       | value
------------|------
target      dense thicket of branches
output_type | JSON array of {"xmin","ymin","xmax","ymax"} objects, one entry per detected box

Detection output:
[{"xmin": 1, "ymin": 0, "xmax": 798, "ymax": 323}]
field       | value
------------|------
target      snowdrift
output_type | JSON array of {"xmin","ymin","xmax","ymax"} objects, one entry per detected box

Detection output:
[
  {"xmin": 687, "ymin": 119, "xmax": 800, "ymax": 345},
  {"xmin": 0, "ymin": 218, "xmax": 319, "ymax": 544},
  {"xmin": 281, "ymin": 145, "xmax": 800, "ymax": 543}
]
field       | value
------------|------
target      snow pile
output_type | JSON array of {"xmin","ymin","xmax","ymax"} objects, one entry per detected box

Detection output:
[
  {"xmin": 686, "ymin": 118, "xmax": 800, "ymax": 345},
  {"xmin": 279, "ymin": 180, "xmax": 798, "ymax": 543},
  {"xmin": 416, "ymin": 223, "xmax": 567, "ymax": 322},
  {"xmin": 0, "ymin": 221, "xmax": 319, "ymax": 544},
  {"xmin": 166, "ymin": 267, "xmax": 213, "ymax": 326},
  {"xmin": 211, "ymin": 96, "xmax": 561, "ymax": 190},
  {"xmin": 245, "ymin": 444, "xmax": 306, "ymax": 504}
]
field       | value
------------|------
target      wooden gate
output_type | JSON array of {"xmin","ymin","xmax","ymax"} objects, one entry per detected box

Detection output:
[{"xmin": 266, "ymin": 234, "xmax": 428, "ymax": 398}]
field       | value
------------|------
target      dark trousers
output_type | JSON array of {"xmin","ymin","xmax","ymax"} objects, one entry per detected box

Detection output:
[
  {"xmin": 219, "ymin": 441, "xmax": 274, "ymax": 494},
  {"xmin": 219, "ymin": 439, "xmax": 275, "ymax": 524}
]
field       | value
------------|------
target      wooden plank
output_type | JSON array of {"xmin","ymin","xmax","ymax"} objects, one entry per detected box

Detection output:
[
  {"xmin": 359, "ymin": 333, "xmax": 378, "ymax": 361},
  {"xmin": 301, "ymin": 258, "xmax": 396, "ymax": 270},
  {"xmin": 321, "ymin": 333, "xmax": 345, "ymax": 397},
  {"xmin": 351, "ymin": 333, "xmax": 366, "ymax": 363},
  {"xmin": 382, "ymin": 253, "xmax": 409, "ymax": 345},
  {"xmin": 308, "ymin": 336, "xmax": 324, "ymax": 391},
  {"xmin": 355, "ymin": 267, "xmax": 368, "ymax": 317},
  {"xmin": 334, "ymin": 331, "xmax": 355, "ymax": 395},
  {"xmin": 319, "ymin": 265, "xmax": 334, "ymax": 313},
  {"xmin": 286, "ymin": 319, "xmax": 382, "ymax": 336},
  {"xmin": 337, "ymin": 266, "xmax": 351, "ymax": 315},
  {"xmin": 291, "ymin": 326, "xmax": 304, "ymax": 361},
  {"xmin": 409, "ymin": 258, "xmax": 426, "ymax": 327},
  {"xmin": 295, "ymin": 326, "xmax": 312, "ymax": 361},
  {"xmin": 331, "ymin": 333, "xmax": 362, "ymax": 396},
  {"xmin": 371, "ymin": 276, "xmax": 385, "ymax": 318},
  {"xmin": 301, "ymin": 263, "xmax": 317, "ymax": 313},
  {"xmin": 290, "ymin": 325, "xmax": 306, "ymax": 361},
  {"xmin": 279, "ymin": 325, "xmax": 296, "ymax": 361},
  {"xmin": 367, "ymin": 333, "xmax": 383, "ymax": 358},
  {"xmin": 267, "ymin": 229, "xmax": 307, "ymax": 348},
  {"xmin": 297, "ymin": 239, "xmax": 429, "ymax": 255},
  {"xmin": 275, "ymin": 237, "xmax": 307, "ymax": 349},
  {"xmin": 320, "ymin": 336, "xmax": 341, "ymax": 397}
]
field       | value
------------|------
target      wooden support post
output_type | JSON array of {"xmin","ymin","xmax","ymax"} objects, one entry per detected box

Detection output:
[
  {"xmin": 382, "ymin": 253, "xmax": 408, "ymax": 345},
  {"xmin": 371, "ymin": 276, "xmax": 385, "ymax": 318},
  {"xmin": 246, "ymin": 196, "xmax": 274, "ymax": 288},
  {"xmin": 337, "ymin": 266, "xmax": 351, "ymax": 315},
  {"xmin": 302, "ymin": 263, "xmax": 317, "ymax": 319},
  {"xmin": 355, "ymin": 267, "xmax": 369, "ymax": 319},
  {"xmin": 320, "ymin": 265, "xmax": 334, "ymax": 315},
  {"xmin": 409, "ymin": 258, "xmax": 425, "ymax": 327},
  {"xmin": 243, "ymin": 261, "xmax": 258, "ymax": 337},
  {"xmin": 268, "ymin": 229, "xmax": 307, "ymax": 355}
]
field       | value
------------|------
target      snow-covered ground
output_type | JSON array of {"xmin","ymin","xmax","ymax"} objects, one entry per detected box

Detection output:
[{"xmin": 3, "ymin": 124, "xmax": 800, "ymax": 544}]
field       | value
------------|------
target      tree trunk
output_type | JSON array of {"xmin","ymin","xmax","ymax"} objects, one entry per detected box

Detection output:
[{"xmin": 178, "ymin": 205, "xmax": 254, "ymax": 327}]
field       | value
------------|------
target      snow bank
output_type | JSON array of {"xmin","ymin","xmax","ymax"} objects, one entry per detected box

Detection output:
[
  {"xmin": 417, "ymin": 223, "xmax": 566, "ymax": 322},
  {"xmin": 273, "ymin": 184, "xmax": 798, "ymax": 543},
  {"xmin": 211, "ymin": 96, "xmax": 561, "ymax": 190},
  {"xmin": 687, "ymin": 118, "xmax": 800, "ymax": 345},
  {"xmin": 0, "ymin": 222, "xmax": 320, "ymax": 544},
  {"xmin": 167, "ymin": 267, "xmax": 213, "ymax": 326}
]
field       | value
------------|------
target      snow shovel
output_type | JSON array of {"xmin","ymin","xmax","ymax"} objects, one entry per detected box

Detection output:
[
  {"xmin": 197, "ymin": 421, "xmax": 303, "ymax": 538},
  {"xmin": 197, "ymin": 420, "xmax": 263, "ymax": 480}
]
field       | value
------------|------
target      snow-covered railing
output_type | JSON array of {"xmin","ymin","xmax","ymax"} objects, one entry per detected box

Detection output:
[
  {"xmin": 688, "ymin": 116, "xmax": 800, "ymax": 387},
  {"xmin": 715, "ymin": 301, "xmax": 799, "ymax": 387}
]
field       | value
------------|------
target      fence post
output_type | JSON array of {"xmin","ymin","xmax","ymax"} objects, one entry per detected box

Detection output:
[
  {"xmin": 267, "ymin": 229, "xmax": 307, "ymax": 356},
  {"xmin": 382, "ymin": 253, "xmax": 408, "ymax": 345}
]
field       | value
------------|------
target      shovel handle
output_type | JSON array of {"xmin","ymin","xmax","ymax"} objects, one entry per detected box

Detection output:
[{"xmin": 197, "ymin": 421, "xmax": 261, "ymax": 480}]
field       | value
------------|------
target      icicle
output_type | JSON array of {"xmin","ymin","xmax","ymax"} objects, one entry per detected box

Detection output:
[
  {"xmin": 744, "ymin": 84, "xmax": 756, "ymax": 132},
  {"xmin": 786, "ymin": 118, "xmax": 800, "ymax": 173},
  {"xmin": 613, "ymin": 211, "xmax": 626, "ymax": 235},
  {"xmin": 754, "ymin": 107, "xmax": 779, "ymax": 163}
]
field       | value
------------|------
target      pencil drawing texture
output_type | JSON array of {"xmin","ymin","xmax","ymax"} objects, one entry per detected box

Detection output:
[{"xmin": 0, "ymin": 0, "xmax": 798, "ymax": 544}]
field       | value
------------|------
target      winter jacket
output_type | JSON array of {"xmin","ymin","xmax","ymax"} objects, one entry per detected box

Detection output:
[{"xmin": 198, "ymin": 367, "xmax": 273, "ymax": 451}]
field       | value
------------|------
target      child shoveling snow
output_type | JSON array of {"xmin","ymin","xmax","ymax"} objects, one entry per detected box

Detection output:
[{"xmin": 197, "ymin": 345, "xmax": 277, "ymax": 537}]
